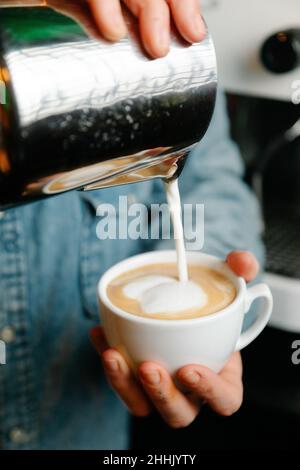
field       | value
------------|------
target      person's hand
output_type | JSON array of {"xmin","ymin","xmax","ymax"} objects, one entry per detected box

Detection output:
[
  {"xmin": 90, "ymin": 251, "xmax": 259, "ymax": 428},
  {"xmin": 47, "ymin": 0, "xmax": 205, "ymax": 58}
]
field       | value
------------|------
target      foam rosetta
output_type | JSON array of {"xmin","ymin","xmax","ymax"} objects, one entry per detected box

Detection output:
[
  {"xmin": 123, "ymin": 275, "xmax": 175, "ymax": 299},
  {"xmin": 107, "ymin": 263, "xmax": 236, "ymax": 320},
  {"xmin": 123, "ymin": 275, "xmax": 208, "ymax": 316}
]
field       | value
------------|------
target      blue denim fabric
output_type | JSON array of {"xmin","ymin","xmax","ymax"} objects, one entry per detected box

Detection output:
[{"xmin": 0, "ymin": 92, "xmax": 264, "ymax": 450}]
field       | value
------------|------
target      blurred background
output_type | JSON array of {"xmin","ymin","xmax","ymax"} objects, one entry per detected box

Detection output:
[{"xmin": 131, "ymin": 0, "xmax": 300, "ymax": 450}]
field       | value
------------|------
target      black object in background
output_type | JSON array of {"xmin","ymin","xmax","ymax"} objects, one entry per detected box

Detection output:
[
  {"xmin": 227, "ymin": 94, "xmax": 300, "ymax": 279},
  {"xmin": 131, "ymin": 95, "xmax": 300, "ymax": 451},
  {"xmin": 261, "ymin": 29, "xmax": 300, "ymax": 74},
  {"xmin": 130, "ymin": 326, "xmax": 300, "ymax": 451}
]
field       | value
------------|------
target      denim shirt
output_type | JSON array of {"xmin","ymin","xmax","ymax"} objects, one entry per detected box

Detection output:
[{"xmin": 0, "ymin": 92, "xmax": 264, "ymax": 450}]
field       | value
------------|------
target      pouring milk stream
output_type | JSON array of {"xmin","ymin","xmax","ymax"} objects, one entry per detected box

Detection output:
[{"xmin": 122, "ymin": 180, "xmax": 208, "ymax": 316}]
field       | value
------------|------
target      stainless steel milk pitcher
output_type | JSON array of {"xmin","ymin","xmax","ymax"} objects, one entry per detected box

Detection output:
[{"xmin": 0, "ymin": 0, "xmax": 217, "ymax": 209}]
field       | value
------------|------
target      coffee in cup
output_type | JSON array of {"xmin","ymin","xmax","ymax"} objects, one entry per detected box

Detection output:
[{"xmin": 106, "ymin": 263, "xmax": 236, "ymax": 320}]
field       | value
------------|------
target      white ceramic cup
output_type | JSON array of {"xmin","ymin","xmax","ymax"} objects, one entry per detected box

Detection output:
[{"xmin": 98, "ymin": 251, "xmax": 273, "ymax": 375}]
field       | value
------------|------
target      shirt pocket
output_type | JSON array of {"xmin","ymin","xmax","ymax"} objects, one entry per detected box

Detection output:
[{"xmin": 79, "ymin": 183, "xmax": 153, "ymax": 321}]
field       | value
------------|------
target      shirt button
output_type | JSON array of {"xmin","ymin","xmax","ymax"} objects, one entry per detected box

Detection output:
[
  {"xmin": 9, "ymin": 427, "xmax": 30, "ymax": 445},
  {"xmin": 4, "ymin": 241, "xmax": 17, "ymax": 252},
  {"xmin": 0, "ymin": 326, "xmax": 16, "ymax": 343}
]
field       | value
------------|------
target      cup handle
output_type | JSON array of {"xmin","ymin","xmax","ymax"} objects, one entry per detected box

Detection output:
[{"xmin": 235, "ymin": 283, "xmax": 273, "ymax": 351}]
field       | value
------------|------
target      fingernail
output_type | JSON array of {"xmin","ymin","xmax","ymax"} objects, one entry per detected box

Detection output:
[
  {"xmin": 160, "ymin": 28, "xmax": 170, "ymax": 50},
  {"xmin": 115, "ymin": 22, "xmax": 127, "ymax": 39},
  {"xmin": 181, "ymin": 370, "xmax": 199, "ymax": 385},
  {"xmin": 104, "ymin": 358, "xmax": 119, "ymax": 373},
  {"xmin": 194, "ymin": 16, "xmax": 205, "ymax": 39},
  {"xmin": 142, "ymin": 369, "xmax": 161, "ymax": 385},
  {"xmin": 154, "ymin": 22, "xmax": 169, "ymax": 54},
  {"xmin": 106, "ymin": 20, "xmax": 127, "ymax": 42}
]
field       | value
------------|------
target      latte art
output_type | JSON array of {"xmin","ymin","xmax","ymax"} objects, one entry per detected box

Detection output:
[
  {"xmin": 107, "ymin": 263, "xmax": 236, "ymax": 320},
  {"xmin": 125, "ymin": 276, "xmax": 208, "ymax": 315}
]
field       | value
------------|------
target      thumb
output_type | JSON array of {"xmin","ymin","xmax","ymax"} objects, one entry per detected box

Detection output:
[{"xmin": 226, "ymin": 251, "xmax": 259, "ymax": 282}]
